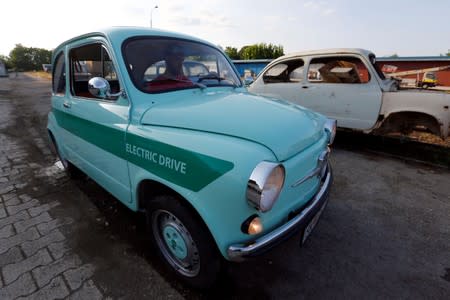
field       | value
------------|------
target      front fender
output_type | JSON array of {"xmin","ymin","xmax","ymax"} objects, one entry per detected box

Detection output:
[{"xmin": 127, "ymin": 125, "xmax": 276, "ymax": 258}]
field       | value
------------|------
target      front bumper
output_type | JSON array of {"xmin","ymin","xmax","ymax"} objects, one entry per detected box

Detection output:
[{"xmin": 227, "ymin": 163, "xmax": 333, "ymax": 262}]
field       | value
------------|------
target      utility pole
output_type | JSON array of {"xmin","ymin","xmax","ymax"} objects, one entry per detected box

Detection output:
[{"xmin": 150, "ymin": 5, "xmax": 158, "ymax": 28}]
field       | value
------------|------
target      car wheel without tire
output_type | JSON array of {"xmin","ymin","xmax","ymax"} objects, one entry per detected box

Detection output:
[{"xmin": 146, "ymin": 195, "xmax": 221, "ymax": 288}]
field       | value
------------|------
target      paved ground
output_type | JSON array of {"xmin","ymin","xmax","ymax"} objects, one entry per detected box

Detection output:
[
  {"xmin": 0, "ymin": 76, "xmax": 102, "ymax": 299},
  {"xmin": 0, "ymin": 74, "xmax": 449, "ymax": 299},
  {"xmin": 0, "ymin": 74, "xmax": 182, "ymax": 299}
]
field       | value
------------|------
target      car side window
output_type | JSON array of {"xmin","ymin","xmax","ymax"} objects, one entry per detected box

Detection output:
[
  {"xmin": 308, "ymin": 56, "xmax": 370, "ymax": 84},
  {"xmin": 52, "ymin": 52, "xmax": 65, "ymax": 95},
  {"xmin": 263, "ymin": 59, "xmax": 304, "ymax": 83},
  {"xmin": 69, "ymin": 43, "xmax": 120, "ymax": 100}
]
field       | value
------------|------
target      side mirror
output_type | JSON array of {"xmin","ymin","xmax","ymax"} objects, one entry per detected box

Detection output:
[
  {"xmin": 244, "ymin": 77, "xmax": 254, "ymax": 87},
  {"xmin": 88, "ymin": 77, "xmax": 110, "ymax": 98},
  {"xmin": 88, "ymin": 77, "xmax": 124, "ymax": 99}
]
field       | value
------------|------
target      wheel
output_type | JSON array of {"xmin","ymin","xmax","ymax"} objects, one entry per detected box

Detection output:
[
  {"xmin": 146, "ymin": 195, "xmax": 221, "ymax": 288},
  {"xmin": 422, "ymin": 83, "xmax": 428, "ymax": 89},
  {"xmin": 50, "ymin": 134, "xmax": 83, "ymax": 179}
]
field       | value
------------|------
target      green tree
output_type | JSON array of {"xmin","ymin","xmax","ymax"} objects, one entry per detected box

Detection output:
[
  {"xmin": 9, "ymin": 44, "xmax": 52, "ymax": 71},
  {"xmin": 224, "ymin": 47, "xmax": 239, "ymax": 59},
  {"xmin": 236, "ymin": 43, "xmax": 284, "ymax": 60}
]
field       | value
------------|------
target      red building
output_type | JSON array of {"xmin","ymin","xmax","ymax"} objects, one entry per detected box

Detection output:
[{"xmin": 376, "ymin": 56, "xmax": 450, "ymax": 86}]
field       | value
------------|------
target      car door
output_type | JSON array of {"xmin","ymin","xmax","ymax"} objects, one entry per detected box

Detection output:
[
  {"xmin": 250, "ymin": 58, "xmax": 314, "ymax": 107},
  {"xmin": 51, "ymin": 50, "xmax": 71, "ymax": 152},
  {"xmin": 63, "ymin": 41, "xmax": 131, "ymax": 203},
  {"xmin": 300, "ymin": 55, "xmax": 382, "ymax": 130}
]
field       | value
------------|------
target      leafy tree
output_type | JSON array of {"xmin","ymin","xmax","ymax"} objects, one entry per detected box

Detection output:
[
  {"xmin": 237, "ymin": 45, "xmax": 250, "ymax": 59},
  {"xmin": 9, "ymin": 44, "xmax": 52, "ymax": 71},
  {"xmin": 236, "ymin": 43, "xmax": 284, "ymax": 60},
  {"xmin": 224, "ymin": 47, "xmax": 239, "ymax": 59},
  {"xmin": 389, "ymin": 53, "xmax": 399, "ymax": 58}
]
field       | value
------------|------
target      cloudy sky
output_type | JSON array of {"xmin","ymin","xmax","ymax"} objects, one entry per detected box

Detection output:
[{"xmin": 1, "ymin": 0, "xmax": 449, "ymax": 57}]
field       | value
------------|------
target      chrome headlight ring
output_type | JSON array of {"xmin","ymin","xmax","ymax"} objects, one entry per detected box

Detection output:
[{"xmin": 246, "ymin": 161, "xmax": 285, "ymax": 213}]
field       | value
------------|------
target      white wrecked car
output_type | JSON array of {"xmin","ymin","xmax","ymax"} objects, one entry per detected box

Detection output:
[{"xmin": 249, "ymin": 48, "xmax": 450, "ymax": 139}]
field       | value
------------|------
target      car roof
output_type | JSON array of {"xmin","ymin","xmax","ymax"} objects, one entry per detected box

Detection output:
[
  {"xmin": 53, "ymin": 26, "xmax": 217, "ymax": 55},
  {"xmin": 280, "ymin": 48, "xmax": 375, "ymax": 59}
]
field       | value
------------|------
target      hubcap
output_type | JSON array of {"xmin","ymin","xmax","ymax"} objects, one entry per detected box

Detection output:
[
  {"xmin": 163, "ymin": 225, "xmax": 188, "ymax": 259},
  {"xmin": 152, "ymin": 209, "xmax": 200, "ymax": 277}
]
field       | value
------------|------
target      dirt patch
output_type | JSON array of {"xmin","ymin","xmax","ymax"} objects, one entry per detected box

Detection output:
[{"xmin": 407, "ymin": 130, "xmax": 450, "ymax": 147}]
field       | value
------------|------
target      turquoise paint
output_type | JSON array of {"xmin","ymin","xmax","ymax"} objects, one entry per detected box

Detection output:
[
  {"xmin": 164, "ymin": 226, "xmax": 188, "ymax": 259},
  {"xmin": 140, "ymin": 89, "xmax": 326, "ymax": 161},
  {"xmin": 53, "ymin": 108, "xmax": 234, "ymax": 192},
  {"xmin": 48, "ymin": 27, "xmax": 332, "ymax": 261}
]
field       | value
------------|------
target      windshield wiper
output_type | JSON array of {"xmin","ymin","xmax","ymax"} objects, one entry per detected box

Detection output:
[
  {"xmin": 197, "ymin": 74, "xmax": 224, "ymax": 82},
  {"xmin": 197, "ymin": 74, "xmax": 238, "ymax": 88},
  {"xmin": 192, "ymin": 82, "xmax": 207, "ymax": 89}
]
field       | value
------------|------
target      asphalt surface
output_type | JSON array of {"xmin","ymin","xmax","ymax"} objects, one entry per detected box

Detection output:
[{"xmin": 0, "ymin": 73, "xmax": 449, "ymax": 299}]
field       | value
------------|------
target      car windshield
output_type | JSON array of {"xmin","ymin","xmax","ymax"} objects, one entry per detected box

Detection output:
[{"xmin": 123, "ymin": 37, "xmax": 241, "ymax": 93}]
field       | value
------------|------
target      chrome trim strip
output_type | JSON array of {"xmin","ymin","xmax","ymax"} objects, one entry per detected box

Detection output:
[
  {"xmin": 227, "ymin": 164, "xmax": 332, "ymax": 262},
  {"xmin": 291, "ymin": 149, "xmax": 329, "ymax": 188}
]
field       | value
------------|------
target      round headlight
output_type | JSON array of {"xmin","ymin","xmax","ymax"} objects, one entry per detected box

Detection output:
[
  {"xmin": 247, "ymin": 162, "xmax": 285, "ymax": 212},
  {"xmin": 324, "ymin": 119, "xmax": 337, "ymax": 145}
]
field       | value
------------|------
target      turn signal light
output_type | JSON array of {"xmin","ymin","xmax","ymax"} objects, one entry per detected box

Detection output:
[
  {"xmin": 248, "ymin": 217, "xmax": 263, "ymax": 235},
  {"xmin": 241, "ymin": 215, "xmax": 263, "ymax": 235}
]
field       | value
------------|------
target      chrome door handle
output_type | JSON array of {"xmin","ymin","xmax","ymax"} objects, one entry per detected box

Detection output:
[{"xmin": 63, "ymin": 102, "xmax": 71, "ymax": 108}]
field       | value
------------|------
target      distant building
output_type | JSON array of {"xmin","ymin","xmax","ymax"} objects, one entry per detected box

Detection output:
[
  {"xmin": 233, "ymin": 59, "xmax": 272, "ymax": 78},
  {"xmin": 376, "ymin": 56, "xmax": 450, "ymax": 86},
  {"xmin": 0, "ymin": 61, "xmax": 8, "ymax": 77}
]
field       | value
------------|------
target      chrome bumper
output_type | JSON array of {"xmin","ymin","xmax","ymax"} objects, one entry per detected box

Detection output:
[{"xmin": 227, "ymin": 164, "xmax": 333, "ymax": 262}]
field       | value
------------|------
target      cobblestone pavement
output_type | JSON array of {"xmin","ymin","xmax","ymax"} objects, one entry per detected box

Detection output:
[
  {"xmin": 0, "ymin": 75, "xmax": 183, "ymax": 299},
  {"xmin": 0, "ymin": 77, "xmax": 103, "ymax": 299}
]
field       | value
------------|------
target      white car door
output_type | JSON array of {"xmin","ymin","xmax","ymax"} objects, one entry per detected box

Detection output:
[{"xmin": 300, "ymin": 55, "xmax": 383, "ymax": 130}]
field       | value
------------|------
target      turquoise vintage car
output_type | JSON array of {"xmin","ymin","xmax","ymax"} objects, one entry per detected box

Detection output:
[{"xmin": 47, "ymin": 27, "xmax": 336, "ymax": 288}]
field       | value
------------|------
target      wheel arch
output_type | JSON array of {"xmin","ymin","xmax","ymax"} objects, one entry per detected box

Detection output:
[
  {"xmin": 137, "ymin": 179, "xmax": 182, "ymax": 211},
  {"xmin": 47, "ymin": 129, "xmax": 59, "ymax": 156},
  {"xmin": 136, "ymin": 178, "xmax": 223, "ymax": 256},
  {"xmin": 376, "ymin": 111, "xmax": 443, "ymax": 138}
]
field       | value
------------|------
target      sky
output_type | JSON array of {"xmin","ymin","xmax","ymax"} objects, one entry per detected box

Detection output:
[{"xmin": 1, "ymin": 0, "xmax": 449, "ymax": 58}]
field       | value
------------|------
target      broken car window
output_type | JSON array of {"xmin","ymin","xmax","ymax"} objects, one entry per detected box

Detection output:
[
  {"xmin": 308, "ymin": 56, "xmax": 370, "ymax": 84},
  {"xmin": 263, "ymin": 59, "xmax": 305, "ymax": 83}
]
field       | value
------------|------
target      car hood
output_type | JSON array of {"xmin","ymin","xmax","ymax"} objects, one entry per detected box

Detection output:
[{"xmin": 140, "ymin": 90, "xmax": 326, "ymax": 161}]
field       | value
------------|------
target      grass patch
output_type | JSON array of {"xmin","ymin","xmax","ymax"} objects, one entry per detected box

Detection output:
[{"xmin": 25, "ymin": 71, "xmax": 51, "ymax": 80}]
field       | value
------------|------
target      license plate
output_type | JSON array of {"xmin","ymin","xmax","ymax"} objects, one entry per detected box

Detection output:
[{"xmin": 302, "ymin": 200, "xmax": 327, "ymax": 244}]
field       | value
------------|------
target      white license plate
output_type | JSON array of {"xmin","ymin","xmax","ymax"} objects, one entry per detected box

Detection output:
[{"xmin": 302, "ymin": 201, "xmax": 327, "ymax": 244}]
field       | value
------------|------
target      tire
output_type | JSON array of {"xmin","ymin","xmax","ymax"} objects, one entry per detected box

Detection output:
[
  {"xmin": 422, "ymin": 83, "xmax": 428, "ymax": 89},
  {"xmin": 146, "ymin": 195, "xmax": 221, "ymax": 288},
  {"xmin": 50, "ymin": 134, "xmax": 83, "ymax": 179}
]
